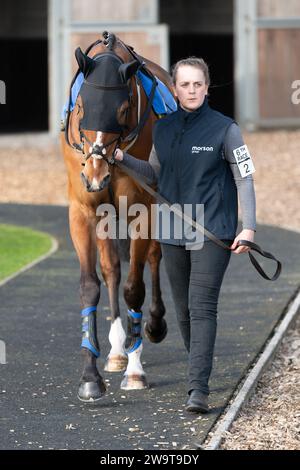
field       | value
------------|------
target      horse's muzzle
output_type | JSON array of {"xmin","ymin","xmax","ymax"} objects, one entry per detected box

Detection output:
[{"xmin": 80, "ymin": 172, "xmax": 110, "ymax": 192}]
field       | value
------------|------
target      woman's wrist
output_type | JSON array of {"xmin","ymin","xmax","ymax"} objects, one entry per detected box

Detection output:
[{"xmin": 114, "ymin": 148, "xmax": 124, "ymax": 161}]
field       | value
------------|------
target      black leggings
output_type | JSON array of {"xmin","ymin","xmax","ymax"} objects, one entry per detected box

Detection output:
[{"xmin": 161, "ymin": 240, "xmax": 232, "ymax": 395}]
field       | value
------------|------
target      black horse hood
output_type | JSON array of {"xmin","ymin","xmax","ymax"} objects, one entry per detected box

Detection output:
[{"xmin": 75, "ymin": 48, "xmax": 140, "ymax": 133}]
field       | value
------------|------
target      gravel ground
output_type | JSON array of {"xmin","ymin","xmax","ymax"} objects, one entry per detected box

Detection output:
[
  {"xmin": 220, "ymin": 316, "xmax": 300, "ymax": 450},
  {"xmin": 0, "ymin": 129, "xmax": 299, "ymax": 450}
]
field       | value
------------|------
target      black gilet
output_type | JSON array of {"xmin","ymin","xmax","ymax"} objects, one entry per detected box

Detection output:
[{"xmin": 153, "ymin": 97, "xmax": 237, "ymax": 245}]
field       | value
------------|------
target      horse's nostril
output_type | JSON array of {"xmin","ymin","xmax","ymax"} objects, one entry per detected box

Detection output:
[
  {"xmin": 80, "ymin": 172, "xmax": 90, "ymax": 190},
  {"xmin": 99, "ymin": 174, "xmax": 110, "ymax": 190}
]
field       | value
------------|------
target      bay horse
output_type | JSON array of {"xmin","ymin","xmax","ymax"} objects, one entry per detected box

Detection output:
[{"xmin": 61, "ymin": 32, "xmax": 173, "ymax": 402}]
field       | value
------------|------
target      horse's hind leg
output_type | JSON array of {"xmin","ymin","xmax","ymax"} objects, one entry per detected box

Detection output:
[
  {"xmin": 97, "ymin": 238, "xmax": 128, "ymax": 372},
  {"xmin": 144, "ymin": 240, "xmax": 167, "ymax": 343},
  {"xmin": 69, "ymin": 203, "xmax": 106, "ymax": 402}
]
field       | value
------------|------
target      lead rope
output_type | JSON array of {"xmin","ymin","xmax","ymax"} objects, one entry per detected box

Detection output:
[{"xmin": 114, "ymin": 161, "xmax": 282, "ymax": 282}]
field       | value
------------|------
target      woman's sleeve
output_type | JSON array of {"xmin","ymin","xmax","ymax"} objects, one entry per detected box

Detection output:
[
  {"xmin": 122, "ymin": 145, "xmax": 160, "ymax": 185},
  {"xmin": 224, "ymin": 123, "xmax": 257, "ymax": 231}
]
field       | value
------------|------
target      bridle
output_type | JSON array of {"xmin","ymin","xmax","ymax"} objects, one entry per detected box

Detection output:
[
  {"xmin": 79, "ymin": 132, "xmax": 120, "ymax": 166},
  {"xmin": 65, "ymin": 38, "xmax": 157, "ymax": 168}
]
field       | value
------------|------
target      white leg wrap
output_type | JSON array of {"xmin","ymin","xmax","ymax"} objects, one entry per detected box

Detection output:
[
  {"xmin": 124, "ymin": 342, "xmax": 145, "ymax": 377},
  {"xmin": 107, "ymin": 317, "xmax": 126, "ymax": 357}
]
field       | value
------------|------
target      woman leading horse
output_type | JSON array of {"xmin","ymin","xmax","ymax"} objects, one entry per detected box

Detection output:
[{"xmin": 61, "ymin": 32, "xmax": 172, "ymax": 402}]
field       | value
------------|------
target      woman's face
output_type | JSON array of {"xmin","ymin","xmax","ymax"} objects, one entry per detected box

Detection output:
[{"xmin": 173, "ymin": 65, "xmax": 209, "ymax": 112}]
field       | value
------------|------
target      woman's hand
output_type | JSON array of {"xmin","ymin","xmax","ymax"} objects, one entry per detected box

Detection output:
[
  {"xmin": 231, "ymin": 229, "xmax": 255, "ymax": 254},
  {"xmin": 114, "ymin": 148, "xmax": 124, "ymax": 161}
]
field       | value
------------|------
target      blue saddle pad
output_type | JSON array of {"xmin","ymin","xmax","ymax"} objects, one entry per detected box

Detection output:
[
  {"xmin": 61, "ymin": 69, "xmax": 177, "ymax": 120},
  {"xmin": 136, "ymin": 70, "xmax": 177, "ymax": 115},
  {"xmin": 61, "ymin": 72, "xmax": 84, "ymax": 120}
]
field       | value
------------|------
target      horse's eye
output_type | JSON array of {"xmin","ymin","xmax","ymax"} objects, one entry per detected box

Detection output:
[{"xmin": 117, "ymin": 101, "xmax": 130, "ymax": 125}]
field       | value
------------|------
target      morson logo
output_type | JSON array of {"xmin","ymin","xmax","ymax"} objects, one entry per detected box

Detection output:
[{"xmin": 191, "ymin": 146, "xmax": 214, "ymax": 154}]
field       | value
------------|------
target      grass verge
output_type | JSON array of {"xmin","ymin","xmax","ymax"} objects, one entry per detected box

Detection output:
[{"xmin": 0, "ymin": 224, "xmax": 52, "ymax": 281}]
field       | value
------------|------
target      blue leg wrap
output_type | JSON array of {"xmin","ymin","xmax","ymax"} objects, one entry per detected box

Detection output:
[
  {"xmin": 81, "ymin": 306, "xmax": 100, "ymax": 358},
  {"xmin": 125, "ymin": 309, "xmax": 143, "ymax": 354}
]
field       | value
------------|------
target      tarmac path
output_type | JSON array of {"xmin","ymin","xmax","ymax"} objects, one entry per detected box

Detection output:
[{"xmin": 0, "ymin": 203, "xmax": 299, "ymax": 450}]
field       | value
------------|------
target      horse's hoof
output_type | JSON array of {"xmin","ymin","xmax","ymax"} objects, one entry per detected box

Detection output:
[
  {"xmin": 77, "ymin": 379, "xmax": 106, "ymax": 403},
  {"xmin": 144, "ymin": 318, "xmax": 167, "ymax": 344},
  {"xmin": 120, "ymin": 374, "xmax": 148, "ymax": 390},
  {"xmin": 104, "ymin": 354, "xmax": 128, "ymax": 372}
]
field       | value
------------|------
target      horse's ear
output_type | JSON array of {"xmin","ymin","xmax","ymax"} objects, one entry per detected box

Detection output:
[
  {"xmin": 119, "ymin": 60, "xmax": 140, "ymax": 83},
  {"xmin": 75, "ymin": 47, "xmax": 94, "ymax": 76}
]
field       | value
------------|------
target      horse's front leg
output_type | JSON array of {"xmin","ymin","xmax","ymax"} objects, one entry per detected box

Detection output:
[
  {"xmin": 121, "ymin": 237, "xmax": 150, "ymax": 390},
  {"xmin": 144, "ymin": 240, "xmax": 167, "ymax": 343},
  {"xmin": 69, "ymin": 203, "xmax": 106, "ymax": 402},
  {"xmin": 97, "ymin": 237, "xmax": 128, "ymax": 372}
]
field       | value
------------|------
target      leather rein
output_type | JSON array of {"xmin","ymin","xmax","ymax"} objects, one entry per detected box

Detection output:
[
  {"xmin": 64, "ymin": 39, "xmax": 157, "ymax": 167},
  {"xmin": 115, "ymin": 163, "xmax": 282, "ymax": 282}
]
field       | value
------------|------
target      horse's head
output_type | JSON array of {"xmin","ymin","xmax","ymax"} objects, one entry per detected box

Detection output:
[{"xmin": 74, "ymin": 35, "xmax": 140, "ymax": 192}]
